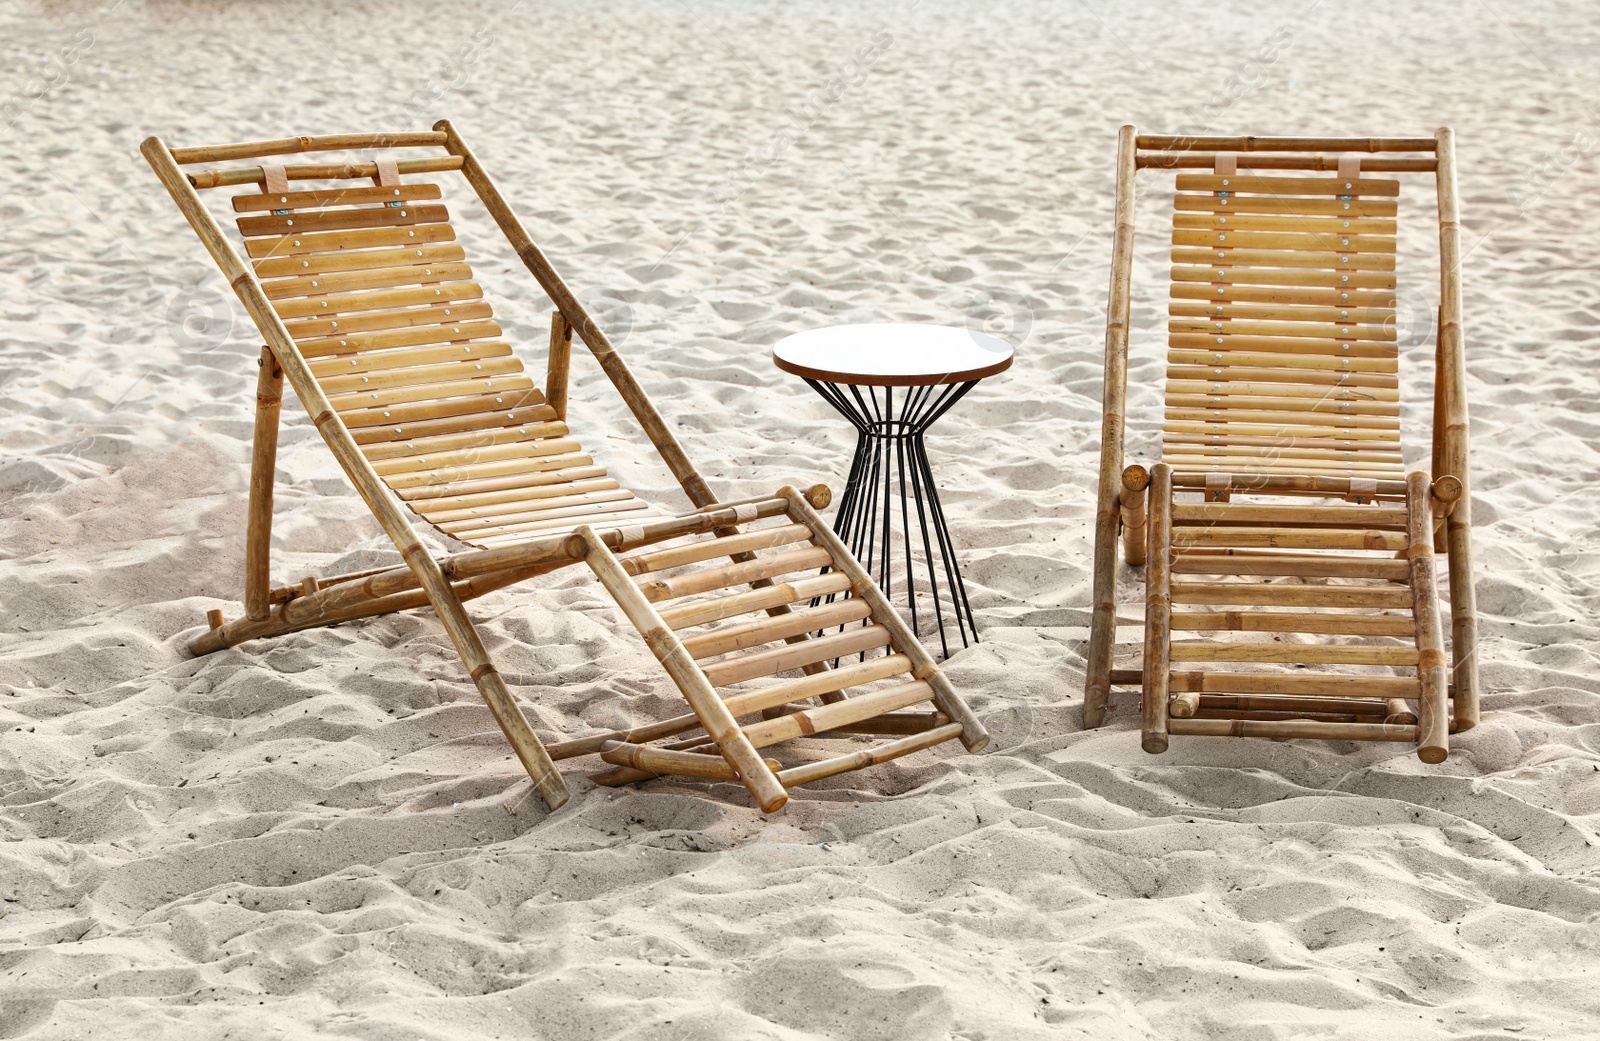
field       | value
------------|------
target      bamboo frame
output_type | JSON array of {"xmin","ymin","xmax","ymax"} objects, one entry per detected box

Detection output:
[
  {"xmin": 1084, "ymin": 124, "xmax": 1138, "ymax": 729},
  {"xmin": 147, "ymin": 126, "xmax": 988, "ymax": 812},
  {"xmin": 1086, "ymin": 125, "xmax": 1481, "ymax": 762}
]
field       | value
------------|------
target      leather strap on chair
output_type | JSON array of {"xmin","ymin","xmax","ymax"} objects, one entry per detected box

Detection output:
[
  {"xmin": 1337, "ymin": 154, "xmax": 1361, "ymax": 180},
  {"xmin": 374, "ymin": 158, "xmax": 401, "ymax": 187},
  {"xmin": 1205, "ymin": 472, "xmax": 1232, "ymax": 503},
  {"xmin": 1346, "ymin": 477, "xmax": 1378, "ymax": 504},
  {"xmin": 1214, "ymin": 154, "xmax": 1237, "ymax": 177},
  {"xmin": 261, "ymin": 163, "xmax": 289, "ymax": 196}
]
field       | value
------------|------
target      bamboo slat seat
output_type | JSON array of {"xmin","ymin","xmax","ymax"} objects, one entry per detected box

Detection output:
[
  {"xmin": 144, "ymin": 125, "xmax": 990, "ymax": 813},
  {"xmin": 1084, "ymin": 130, "xmax": 1481, "ymax": 763}
]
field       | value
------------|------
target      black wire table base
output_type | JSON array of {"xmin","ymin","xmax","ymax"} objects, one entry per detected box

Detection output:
[{"xmin": 805, "ymin": 377, "xmax": 980, "ymax": 659}]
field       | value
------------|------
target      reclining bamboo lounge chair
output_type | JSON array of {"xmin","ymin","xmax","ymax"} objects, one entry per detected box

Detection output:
[
  {"xmin": 141, "ymin": 123, "xmax": 989, "ymax": 813},
  {"xmin": 1082, "ymin": 128, "xmax": 1480, "ymax": 762}
]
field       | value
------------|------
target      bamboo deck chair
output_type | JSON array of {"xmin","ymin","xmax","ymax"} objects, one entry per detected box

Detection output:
[
  {"xmin": 141, "ymin": 123, "xmax": 989, "ymax": 813},
  {"xmin": 1082, "ymin": 129, "xmax": 1480, "ymax": 762}
]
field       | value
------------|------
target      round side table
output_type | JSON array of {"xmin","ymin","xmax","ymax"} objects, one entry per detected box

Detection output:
[{"xmin": 772, "ymin": 323, "xmax": 1014, "ymax": 658}]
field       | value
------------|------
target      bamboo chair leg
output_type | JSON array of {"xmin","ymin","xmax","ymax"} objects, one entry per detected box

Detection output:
[
  {"xmin": 1085, "ymin": 124, "xmax": 1139, "ymax": 730},
  {"xmin": 1407, "ymin": 473, "xmax": 1449, "ymax": 763},
  {"xmin": 1120, "ymin": 465, "xmax": 1150, "ymax": 567},
  {"xmin": 1446, "ymin": 508, "xmax": 1481, "ymax": 729},
  {"xmin": 1141, "ymin": 463, "xmax": 1173, "ymax": 753},
  {"xmin": 576, "ymin": 526, "xmax": 788, "ymax": 813},
  {"xmin": 244, "ymin": 346, "xmax": 283, "ymax": 621}
]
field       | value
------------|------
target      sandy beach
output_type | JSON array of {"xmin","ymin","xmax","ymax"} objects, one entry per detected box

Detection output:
[{"xmin": 2, "ymin": 0, "xmax": 1598, "ymax": 1037}]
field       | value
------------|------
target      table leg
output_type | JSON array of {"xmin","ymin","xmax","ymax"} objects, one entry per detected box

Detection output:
[{"xmin": 803, "ymin": 377, "xmax": 981, "ymax": 658}]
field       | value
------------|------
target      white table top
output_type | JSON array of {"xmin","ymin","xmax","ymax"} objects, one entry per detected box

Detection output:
[{"xmin": 772, "ymin": 322, "xmax": 1015, "ymax": 387}]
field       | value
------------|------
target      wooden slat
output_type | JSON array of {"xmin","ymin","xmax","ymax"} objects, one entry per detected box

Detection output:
[
  {"xmin": 331, "ymin": 374, "xmax": 534, "ymax": 416},
  {"xmin": 311, "ymin": 341, "xmax": 514, "ymax": 380},
  {"xmin": 682, "ymin": 598, "xmax": 872, "ymax": 660},
  {"xmin": 1172, "ymin": 229, "xmax": 1397, "ymax": 253},
  {"xmin": 1169, "ymin": 642, "xmax": 1418, "ymax": 666},
  {"xmin": 1167, "ymin": 395, "xmax": 1399, "ymax": 417},
  {"xmin": 360, "ymin": 421, "xmax": 568, "ymax": 462},
  {"xmin": 1175, "ymin": 195, "xmax": 1398, "ymax": 218},
  {"xmin": 1161, "ymin": 446, "xmax": 1402, "ymax": 468},
  {"xmin": 439, "ymin": 490, "xmax": 640, "ymax": 534},
  {"xmin": 1166, "ymin": 718, "xmax": 1417, "ymax": 742},
  {"xmin": 1168, "ymin": 670, "xmax": 1419, "ymax": 697},
  {"xmin": 1172, "ymin": 265, "xmax": 1397, "ymax": 289},
  {"xmin": 415, "ymin": 477, "xmax": 621, "ymax": 522},
  {"xmin": 1173, "ymin": 212, "xmax": 1397, "ymax": 235},
  {"xmin": 245, "ymin": 222, "xmax": 456, "ymax": 259},
  {"xmin": 1171, "ymin": 527, "xmax": 1407, "ymax": 551},
  {"xmin": 319, "ymin": 354, "xmax": 523, "ymax": 396},
  {"xmin": 350, "ymin": 399, "xmax": 558, "ymax": 446},
  {"xmin": 381, "ymin": 438, "xmax": 583, "ymax": 489},
  {"xmin": 1170, "ymin": 581, "xmax": 1412, "ymax": 608},
  {"xmin": 1162, "ymin": 458, "xmax": 1403, "ymax": 479},
  {"xmin": 773, "ymin": 723, "xmax": 964, "ymax": 788},
  {"xmin": 1172, "ymin": 503, "xmax": 1406, "ymax": 526},
  {"xmin": 1170, "ymin": 551, "xmax": 1411, "ymax": 581},
  {"xmin": 740, "ymin": 679, "xmax": 933, "ymax": 748},
  {"xmin": 285, "ymin": 299, "xmax": 495, "ymax": 339},
  {"xmin": 701, "ymin": 625, "xmax": 891, "ymax": 687},
  {"xmin": 1168, "ymin": 302, "xmax": 1396, "ymax": 325},
  {"xmin": 723, "ymin": 653, "xmax": 912, "ymax": 717},
  {"xmin": 460, "ymin": 499, "xmax": 655, "ymax": 542},
  {"xmin": 1172, "ymin": 247, "xmax": 1396, "ymax": 272},
  {"xmin": 255, "ymin": 245, "xmax": 466, "ymax": 282},
  {"xmin": 233, "ymin": 182, "xmax": 442, "ymax": 212},
  {"xmin": 1170, "ymin": 282, "xmax": 1396, "ymax": 307},
  {"xmin": 238, "ymin": 202, "xmax": 449, "ymax": 237},
  {"xmin": 1168, "ymin": 364, "xmax": 1398, "ymax": 389},
  {"xmin": 1171, "ymin": 334, "xmax": 1398, "ymax": 357},
  {"xmin": 376, "ymin": 435, "xmax": 573, "ymax": 476},
  {"xmin": 396, "ymin": 455, "xmax": 597, "ymax": 502},
  {"xmin": 1175, "ymin": 174, "xmax": 1401, "ymax": 196},
  {"xmin": 1171, "ymin": 610, "xmax": 1415, "ymax": 636},
  {"xmin": 297, "ymin": 318, "xmax": 503, "ymax": 358},
  {"xmin": 1166, "ymin": 379, "xmax": 1400, "ymax": 402},
  {"xmin": 1168, "ymin": 351, "xmax": 1397, "ymax": 374},
  {"xmin": 275, "ymin": 281, "xmax": 484, "ymax": 320},
  {"xmin": 1165, "ymin": 407, "xmax": 1398, "ymax": 430},
  {"xmin": 620, "ymin": 524, "xmax": 813, "ymax": 576},
  {"xmin": 637, "ymin": 546, "xmax": 835, "ymax": 603},
  {"xmin": 659, "ymin": 572, "xmax": 853, "ymax": 630},
  {"xmin": 469, "ymin": 498, "xmax": 660, "ymax": 537},
  {"xmin": 341, "ymin": 386, "xmax": 551, "ymax": 431}
]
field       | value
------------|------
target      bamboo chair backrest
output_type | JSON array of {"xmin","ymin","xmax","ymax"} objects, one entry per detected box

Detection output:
[
  {"xmin": 230, "ymin": 169, "xmax": 656, "ymax": 545},
  {"xmin": 143, "ymin": 127, "xmax": 718, "ymax": 550},
  {"xmin": 1162, "ymin": 164, "xmax": 1406, "ymax": 482}
]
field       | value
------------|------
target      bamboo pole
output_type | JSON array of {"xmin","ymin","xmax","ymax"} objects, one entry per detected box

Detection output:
[
  {"xmin": 574, "ymin": 526, "xmax": 788, "ymax": 812},
  {"xmin": 169, "ymin": 132, "xmax": 447, "ymax": 164},
  {"xmin": 1120, "ymin": 465, "xmax": 1150, "ymax": 566},
  {"xmin": 143, "ymin": 134, "xmax": 570, "ymax": 812},
  {"xmin": 244, "ymin": 346, "xmax": 283, "ymax": 621},
  {"xmin": 774, "ymin": 723, "xmax": 964, "ymax": 788},
  {"xmin": 1135, "ymin": 135, "xmax": 1438, "ymax": 152},
  {"xmin": 1138, "ymin": 154, "xmax": 1437, "ymax": 172},
  {"xmin": 1085, "ymin": 124, "xmax": 1139, "ymax": 730},
  {"xmin": 1407, "ymin": 472, "xmax": 1450, "ymax": 762},
  {"xmin": 435, "ymin": 120, "xmax": 716, "ymax": 509},
  {"xmin": 546, "ymin": 309, "xmax": 572, "ymax": 421},
  {"xmin": 780, "ymin": 487, "xmax": 989, "ymax": 752},
  {"xmin": 1434, "ymin": 127, "xmax": 1481, "ymax": 731},
  {"xmin": 1141, "ymin": 463, "xmax": 1173, "ymax": 753},
  {"xmin": 1167, "ymin": 717, "xmax": 1417, "ymax": 742},
  {"xmin": 189, "ymin": 156, "xmax": 464, "ymax": 190}
]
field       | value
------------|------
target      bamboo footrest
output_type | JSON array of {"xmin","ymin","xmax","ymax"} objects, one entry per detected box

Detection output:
[
  {"xmin": 570, "ymin": 486, "xmax": 987, "ymax": 812},
  {"xmin": 1135, "ymin": 466, "xmax": 1453, "ymax": 762}
]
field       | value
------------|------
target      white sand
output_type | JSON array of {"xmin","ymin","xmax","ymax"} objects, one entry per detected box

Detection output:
[{"xmin": 3, "ymin": 1, "xmax": 1599, "ymax": 1037}]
